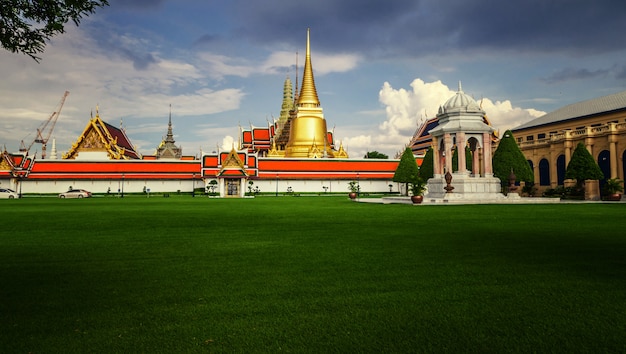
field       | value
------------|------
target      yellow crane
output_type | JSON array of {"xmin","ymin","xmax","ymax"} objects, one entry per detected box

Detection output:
[{"xmin": 20, "ymin": 91, "xmax": 69, "ymax": 159}]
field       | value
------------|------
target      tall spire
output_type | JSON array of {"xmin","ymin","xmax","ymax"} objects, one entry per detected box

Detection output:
[
  {"xmin": 294, "ymin": 51, "xmax": 299, "ymax": 104},
  {"xmin": 166, "ymin": 104, "xmax": 174, "ymax": 143},
  {"xmin": 156, "ymin": 104, "xmax": 182, "ymax": 159},
  {"xmin": 297, "ymin": 28, "xmax": 320, "ymax": 108}
]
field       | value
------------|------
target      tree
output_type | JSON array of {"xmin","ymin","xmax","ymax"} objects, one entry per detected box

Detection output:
[
  {"xmin": 565, "ymin": 142, "xmax": 604, "ymax": 189},
  {"xmin": 492, "ymin": 130, "xmax": 534, "ymax": 186},
  {"xmin": 393, "ymin": 147, "xmax": 419, "ymax": 195},
  {"xmin": 1, "ymin": 0, "xmax": 109, "ymax": 62},
  {"xmin": 419, "ymin": 146, "xmax": 434, "ymax": 180},
  {"xmin": 364, "ymin": 151, "xmax": 388, "ymax": 159}
]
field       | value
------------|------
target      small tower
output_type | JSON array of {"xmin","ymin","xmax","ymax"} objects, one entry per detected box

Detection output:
[
  {"xmin": 156, "ymin": 105, "xmax": 182, "ymax": 159},
  {"xmin": 50, "ymin": 138, "xmax": 58, "ymax": 160},
  {"xmin": 426, "ymin": 82, "xmax": 503, "ymax": 200},
  {"xmin": 285, "ymin": 29, "xmax": 337, "ymax": 158},
  {"xmin": 272, "ymin": 76, "xmax": 296, "ymax": 151}
]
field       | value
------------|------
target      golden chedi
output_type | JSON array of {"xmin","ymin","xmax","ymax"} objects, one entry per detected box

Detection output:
[{"xmin": 285, "ymin": 29, "xmax": 335, "ymax": 158}]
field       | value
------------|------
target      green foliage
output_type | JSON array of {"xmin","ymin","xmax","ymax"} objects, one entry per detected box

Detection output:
[
  {"xmin": 602, "ymin": 178, "xmax": 624, "ymax": 195},
  {"xmin": 348, "ymin": 181, "xmax": 360, "ymax": 192},
  {"xmin": 451, "ymin": 145, "xmax": 473, "ymax": 172},
  {"xmin": 492, "ymin": 130, "xmax": 534, "ymax": 185},
  {"xmin": 542, "ymin": 185, "xmax": 585, "ymax": 200},
  {"xmin": 410, "ymin": 176, "xmax": 426, "ymax": 196},
  {"xmin": 364, "ymin": 151, "xmax": 388, "ymax": 159},
  {"xmin": 419, "ymin": 146, "xmax": 434, "ymax": 179},
  {"xmin": 393, "ymin": 147, "xmax": 419, "ymax": 195},
  {"xmin": 0, "ymin": 0, "xmax": 109, "ymax": 62},
  {"xmin": 565, "ymin": 142, "xmax": 604, "ymax": 186}
]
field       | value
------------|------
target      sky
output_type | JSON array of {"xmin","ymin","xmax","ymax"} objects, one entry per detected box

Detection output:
[{"xmin": 2, "ymin": 0, "xmax": 626, "ymax": 159}]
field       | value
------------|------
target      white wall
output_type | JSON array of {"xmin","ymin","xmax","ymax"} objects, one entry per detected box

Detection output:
[
  {"xmin": 16, "ymin": 179, "xmax": 200, "ymax": 195},
  {"xmin": 15, "ymin": 177, "xmax": 401, "ymax": 195},
  {"xmin": 233, "ymin": 179, "xmax": 399, "ymax": 195}
]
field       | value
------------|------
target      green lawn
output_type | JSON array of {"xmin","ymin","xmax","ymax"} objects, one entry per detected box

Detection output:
[{"xmin": 1, "ymin": 196, "xmax": 625, "ymax": 353}]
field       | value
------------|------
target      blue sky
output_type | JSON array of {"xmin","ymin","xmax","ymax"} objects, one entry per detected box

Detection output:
[{"xmin": 2, "ymin": 0, "xmax": 626, "ymax": 158}]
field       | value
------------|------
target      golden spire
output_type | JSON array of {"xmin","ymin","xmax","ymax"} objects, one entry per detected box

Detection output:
[{"xmin": 297, "ymin": 28, "xmax": 320, "ymax": 108}]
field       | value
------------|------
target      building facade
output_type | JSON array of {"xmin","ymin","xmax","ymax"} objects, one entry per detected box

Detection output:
[{"xmin": 511, "ymin": 90, "xmax": 626, "ymax": 195}]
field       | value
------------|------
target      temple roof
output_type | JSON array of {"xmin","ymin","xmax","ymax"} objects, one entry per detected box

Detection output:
[{"xmin": 63, "ymin": 111, "xmax": 141, "ymax": 160}]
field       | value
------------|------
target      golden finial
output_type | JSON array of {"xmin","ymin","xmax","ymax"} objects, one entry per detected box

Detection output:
[{"xmin": 297, "ymin": 28, "xmax": 320, "ymax": 107}]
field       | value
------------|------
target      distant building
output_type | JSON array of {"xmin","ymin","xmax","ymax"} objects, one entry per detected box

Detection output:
[
  {"xmin": 155, "ymin": 107, "xmax": 183, "ymax": 159},
  {"xmin": 511, "ymin": 90, "xmax": 626, "ymax": 195},
  {"xmin": 63, "ymin": 110, "xmax": 141, "ymax": 160}
]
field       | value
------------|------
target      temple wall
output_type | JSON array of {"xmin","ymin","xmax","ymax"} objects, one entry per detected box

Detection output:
[
  {"xmin": 242, "ymin": 179, "xmax": 398, "ymax": 195},
  {"xmin": 12, "ymin": 177, "xmax": 399, "ymax": 195},
  {"xmin": 15, "ymin": 179, "xmax": 201, "ymax": 195}
]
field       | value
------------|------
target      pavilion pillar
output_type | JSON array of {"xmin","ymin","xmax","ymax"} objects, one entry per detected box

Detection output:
[
  {"xmin": 457, "ymin": 132, "xmax": 466, "ymax": 173},
  {"xmin": 482, "ymin": 133, "xmax": 493, "ymax": 176},
  {"xmin": 432, "ymin": 136, "xmax": 442, "ymax": 176},
  {"xmin": 472, "ymin": 146, "xmax": 480, "ymax": 176},
  {"xmin": 444, "ymin": 133, "xmax": 453, "ymax": 173}
]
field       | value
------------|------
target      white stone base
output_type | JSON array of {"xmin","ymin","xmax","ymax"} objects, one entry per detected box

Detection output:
[{"xmin": 425, "ymin": 173, "xmax": 504, "ymax": 200}]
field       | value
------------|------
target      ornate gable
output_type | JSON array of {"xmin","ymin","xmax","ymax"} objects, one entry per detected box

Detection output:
[
  {"xmin": 333, "ymin": 142, "xmax": 349, "ymax": 158},
  {"xmin": 218, "ymin": 148, "xmax": 248, "ymax": 177},
  {"xmin": 1, "ymin": 151, "xmax": 14, "ymax": 171},
  {"xmin": 309, "ymin": 141, "xmax": 323, "ymax": 158},
  {"xmin": 63, "ymin": 111, "xmax": 140, "ymax": 160}
]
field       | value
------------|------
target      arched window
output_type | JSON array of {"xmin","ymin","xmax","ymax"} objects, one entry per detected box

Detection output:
[
  {"xmin": 598, "ymin": 150, "xmax": 610, "ymax": 190},
  {"xmin": 539, "ymin": 158, "xmax": 550, "ymax": 186},
  {"xmin": 556, "ymin": 155, "xmax": 566, "ymax": 186}
]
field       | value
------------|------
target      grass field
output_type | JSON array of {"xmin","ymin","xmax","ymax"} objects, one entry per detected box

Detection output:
[{"xmin": 1, "ymin": 196, "xmax": 625, "ymax": 353}]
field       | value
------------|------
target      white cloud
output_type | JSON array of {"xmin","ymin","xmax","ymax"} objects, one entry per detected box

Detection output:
[
  {"xmin": 479, "ymin": 99, "xmax": 545, "ymax": 134},
  {"xmin": 313, "ymin": 52, "xmax": 361, "ymax": 75},
  {"xmin": 342, "ymin": 78, "xmax": 545, "ymax": 158},
  {"xmin": 260, "ymin": 50, "xmax": 361, "ymax": 75},
  {"xmin": 221, "ymin": 135, "xmax": 236, "ymax": 151},
  {"xmin": 195, "ymin": 52, "xmax": 255, "ymax": 79}
]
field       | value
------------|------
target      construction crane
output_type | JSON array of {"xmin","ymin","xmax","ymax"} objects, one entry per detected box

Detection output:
[{"xmin": 20, "ymin": 91, "xmax": 69, "ymax": 159}]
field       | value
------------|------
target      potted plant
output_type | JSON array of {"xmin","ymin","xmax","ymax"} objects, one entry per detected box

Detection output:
[
  {"xmin": 603, "ymin": 178, "xmax": 624, "ymax": 201},
  {"xmin": 410, "ymin": 176, "xmax": 426, "ymax": 204},
  {"xmin": 348, "ymin": 181, "xmax": 359, "ymax": 199}
]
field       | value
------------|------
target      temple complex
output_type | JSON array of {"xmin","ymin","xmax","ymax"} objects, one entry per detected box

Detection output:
[
  {"xmin": 5, "ymin": 27, "xmax": 622, "ymax": 200},
  {"xmin": 0, "ymin": 29, "xmax": 401, "ymax": 197}
]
